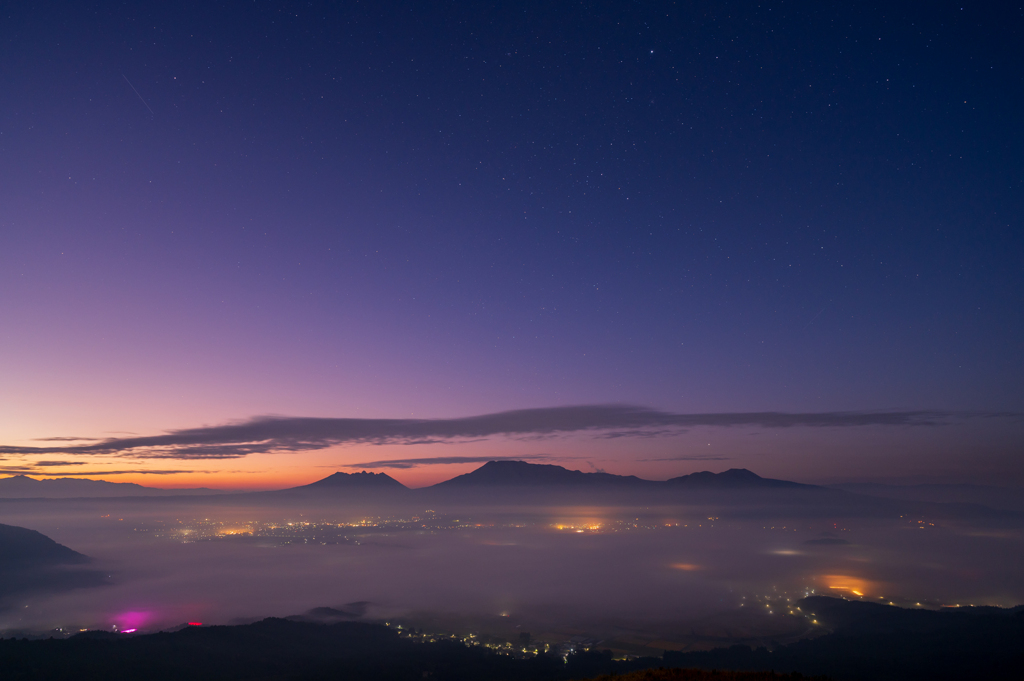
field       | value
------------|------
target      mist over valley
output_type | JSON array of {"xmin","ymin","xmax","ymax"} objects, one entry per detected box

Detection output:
[{"xmin": 2, "ymin": 462, "xmax": 1020, "ymax": 661}]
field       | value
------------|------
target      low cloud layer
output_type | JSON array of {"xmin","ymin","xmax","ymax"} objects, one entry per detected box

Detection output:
[
  {"xmin": 4, "ymin": 495, "xmax": 1023, "ymax": 637},
  {"xmin": 0, "ymin": 405, "xmax": 972, "ymax": 461}
]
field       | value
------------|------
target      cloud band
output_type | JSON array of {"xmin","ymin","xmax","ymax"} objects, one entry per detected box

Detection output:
[{"xmin": 0, "ymin": 405, "xmax": 973, "ymax": 461}]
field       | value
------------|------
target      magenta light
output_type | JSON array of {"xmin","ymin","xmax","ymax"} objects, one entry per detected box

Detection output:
[
  {"xmin": 122, "ymin": 628, "xmax": 137, "ymax": 634},
  {"xmin": 113, "ymin": 610, "xmax": 153, "ymax": 630}
]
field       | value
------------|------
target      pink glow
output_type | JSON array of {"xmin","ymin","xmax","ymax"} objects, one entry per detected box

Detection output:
[{"xmin": 114, "ymin": 611, "xmax": 153, "ymax": 630}]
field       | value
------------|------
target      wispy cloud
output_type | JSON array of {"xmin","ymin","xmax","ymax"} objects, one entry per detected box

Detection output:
[
  {"xmin": 0, "ymin": 405, "xmax": 979, "ymax": 461},
  {"xmin": 596, "ymin": 429, "xmax": 678, "ymax": 440},
  {"xmin": 32, "ymin": 460, "xmax": 89, "ymax": 467},
  {"xmin": 0, "ymin": 468, "xmax": 193, "ymax": 476},
  {"xmin": 344, "ymin": 455, "xmax": 554, "ymax": 470},
  {"xmin": 639, "ymin": 455, "xmax": 734, "ymax": 462}
]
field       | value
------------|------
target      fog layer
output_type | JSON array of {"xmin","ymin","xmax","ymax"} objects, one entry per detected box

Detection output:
[{"xmin": 0, "ymin": 491, "xmax": 1021, "ymax": 644}]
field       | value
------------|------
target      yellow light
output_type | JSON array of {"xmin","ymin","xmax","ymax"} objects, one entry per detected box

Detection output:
[{"xmin": 217, "ymin": 527, "xmax": 251, "ymax": 536}]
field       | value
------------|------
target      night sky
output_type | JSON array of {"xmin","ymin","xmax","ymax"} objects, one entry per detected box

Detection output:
[{"xmin": 2, "ymin": 1, "xmax": 1022, "ymax": 487}]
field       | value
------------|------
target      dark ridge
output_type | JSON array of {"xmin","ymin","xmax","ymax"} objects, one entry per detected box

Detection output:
[
  {"xmin": 305, "ymin": 606, "xmax": 358, "ymax": 619},
  {"xmin": 286, "ymin": 606, "xmax": 366, "ymax": 622},
  {"xmin": 797, "ymin": 594, "xmax": 1024, "ymax": 631},
  {"xmin": 830, "ymin": 482, "xmax": 1024, "ymax": 513},
  {"xmin": 0, "ymin": 523, "xmax": 90, "ymax": 568},
  {"xmin": 582, "ymin": 670, "xmax": 826, "ymax": 681},
  {"xmin": 0, "ymin": 617, "xmax": 814, "ymax": 681},
  {"xmin": 662, "ymin": 596, "xmax": 1024, "ymax": 681},
  {"xmin": 4, "ymin": 601, "xmax": 1023, "ymax": 681},
  {"xmin": 0, "ymin": 524, "xmax": 107, "ymax": 601},
  {"xmin": 29, "ymin": 618, "xmax": 656, "ymax": 680},
  {"xmin": 432, "ymin": 461, "xmax": 650, "ymax": 487}
]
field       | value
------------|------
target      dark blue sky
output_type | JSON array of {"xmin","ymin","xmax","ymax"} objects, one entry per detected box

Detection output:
[{"xmin": 1, "ymin": 1, "xmax": 1022, "ymax": 486}]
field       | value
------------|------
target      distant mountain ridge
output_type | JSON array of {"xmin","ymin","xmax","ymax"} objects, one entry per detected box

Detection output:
[
  {"xmin": 433, "ymin": 460, "xmax": 650, "ymax": 487},
  {"xmin": 297, "ymin": 471, "xmax": 408, "ymax": 490},
  {"xmin": 263, "ymin": 464, "xmax": 1014, "ymax": 521},
  {"xmin": 0, "ymin": 463, "xmax": 819, "ymax": 501},
  {"xmin": 831, "ymin": 482, "xmax": 1024, "ymax": 513},
  {"xmin": 429, "ymin": 461, "xmax": 804, "ymax": 489},
  {"xmin": 666, "ymin": 468, "xmax": 806, "ymax": 488},
  {"xmin": 0, "ymin": 475, "xmax": 224, "ymax": 499}
]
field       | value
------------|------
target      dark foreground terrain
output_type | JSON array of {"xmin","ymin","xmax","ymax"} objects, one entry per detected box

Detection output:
[
  {"xmin": 1, "ymin": 597, "xmax": 1022, "ymax": 681},
  {"xmin": 663, "ymin": 596, "xmax": 1024, "ymax": 681},
  {"xmin": 585, "ymin": 672, "xmax": 824, "ymax": 681}
]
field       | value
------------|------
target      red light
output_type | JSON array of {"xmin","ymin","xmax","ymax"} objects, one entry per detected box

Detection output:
[{"xmin": 188, "ymin": 622, "xmax": 202, "ymax": 626}]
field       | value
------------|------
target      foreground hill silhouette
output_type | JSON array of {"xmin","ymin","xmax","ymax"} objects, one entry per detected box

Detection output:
[
  {"xmin": 0, "ymin": 619, "xmax": 650, "ymax": 681},
  {"xmin": 0, "ymin": 524, "xmax": 89, "ymax": 569},
  {"xmin": 0, "ymin": 619, "xmax": 824, "ymax": 681},
  {"xmin": 582, "ymin": 671, "xmax": 826, "ymax": 681},
  {"xmin": 0, "ymin": 524, "xmax": 106, "ymax": 601},
  {"xmin": 2, "ymin": 597, "xmax": 1021, "ymax": 680},
  {"xmin": 660, "ymin": 596, "xmax": 1024, "ymax": 681}
]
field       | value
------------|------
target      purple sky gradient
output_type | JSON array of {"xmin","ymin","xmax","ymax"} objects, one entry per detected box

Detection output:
[{"xmin": 1, "ymin": 1, "xmax": 1022, "ymax": 488}]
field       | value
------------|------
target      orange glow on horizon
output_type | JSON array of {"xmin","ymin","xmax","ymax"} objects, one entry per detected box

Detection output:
[
  {"xmin": 820, "ymin": 574, "xmax": 874, "ymax": 597},
  {"xmin": 5, "ymin": 460, "xmax": 489, "ymax": 491}
]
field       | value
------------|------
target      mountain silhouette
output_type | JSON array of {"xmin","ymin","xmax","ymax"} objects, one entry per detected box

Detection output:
[
  {"xmin": 666, "ymin": 468, "xmax": 806, "ymax": 488},
  {"xmin": 0, "ymin": 475, "xmax": 223, "ymax": 499},
  {"xmin": 431, "ymin": 460, "xmax": 651, "ymax": 487},
  {"xmin": 430, "ymin": 461, "xmax": 804, "ymax": 490},
  {"xmin": 294, "ymin": 471, "xmax": 408, "ymax": 490},
  {"xmin": 27, "ymin": 463, "xmax": 1004, "ymax": 522}
]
